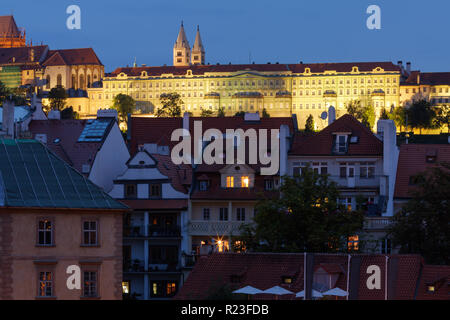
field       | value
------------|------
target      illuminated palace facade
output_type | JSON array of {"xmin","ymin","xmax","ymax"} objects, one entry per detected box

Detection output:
[{"xmin": 88, "ymin": 24, "xmax": 402, "ymax": 129}]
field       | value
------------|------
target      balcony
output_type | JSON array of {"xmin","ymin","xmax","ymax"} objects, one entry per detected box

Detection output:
[
  {"xmin": 123, "ymin": 259, "xmax": 180, "ymax": 273},
  {"xmin": 124, "ymin": 225, "xmax": 181, "ymax": 238},
  {"xmin": 363, "ymin": 217, "xmax": 392, "ymax": 230},
  {"xmin": 148, "ymin": 226, "xmax": 181, "ymax": 238},
  {"xmin": 188, "ymin": 221, "xmax": 244, "ymax": 236},
  {"xmin": 329, "ymin": 175, "xmax": 381, "ymax": 189}
]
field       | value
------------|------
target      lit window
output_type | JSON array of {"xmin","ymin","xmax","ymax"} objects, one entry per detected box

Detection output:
[
  {"xmin": 348, "ymin": 235, "xmax": 359, "ymax": 251},
  {"xmin": 427, "ymin": 285, "xmax": 435, "ymax": 293},
  {"xmin": 122, "ymin": 281, "xmax": 130, "ymax": 294},
  {"xmin": 241, "ymin": 176, "xmax": 249, "ymax": 188},
  {"xmin": 38, "ymin": 271, "xmax": 53, "ymax": 297},
  {"xmin": 226, "ymin": 176, "xmax": 234, "ymax": 188},
  {"xmin": 38, "ymin": 219, "xmax": 53, "ymax": 246}
]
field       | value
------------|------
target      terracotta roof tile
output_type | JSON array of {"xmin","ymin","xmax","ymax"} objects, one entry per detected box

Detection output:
[
  {"xmin": 289, "ymin": 114, "xmax": 383, "ymax": 156},
  {"xmin": 394, "ymin": 144, "xmax": 450, "ymax": 199},
  {"xmin": 42, "ymin": 48, "xmax": 102, "ymax": 66}
]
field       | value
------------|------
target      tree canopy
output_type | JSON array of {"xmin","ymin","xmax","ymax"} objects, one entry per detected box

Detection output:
[
  {"xmin": 200, "ymin": 107, "xmax": 214, "ymax": 117},
  {"xmin": 261, "ymin": 108, "xmax": 270, "ymax": 118},
  {"xmin": 434, "ymin": 105, "xmax": 450, "ymax": 133},
  {"xmin": 345, "ymin": 100, "xmax": 376, "ymax": 129},
  {"xmin": 388, "ymin": 163, "xmax": 450, "ymax": 265},
  {"xmin": 217, "ymin": 106, "xmax": 225, "ymax": 117},
  {"xmin": 305, "ymin": 114, "xmax": 315, "ymax": 132},
  {"xmin": 47, "ymin": 85, "xmax": 68, "ymax": 111},
  {"xmin": 236, "ymin": 167, "xmax": 364, "ymax": 253},
  {"xmin": 157, "ymin": 92, "xmax": 183, "ymax": 117},
  {"xmin": 112, "ymin": 93, "xmax": 135, "ymax": 124},
  {"xmin": 407, "ymin": 99, "xmax": 436, "ymax": 133}
]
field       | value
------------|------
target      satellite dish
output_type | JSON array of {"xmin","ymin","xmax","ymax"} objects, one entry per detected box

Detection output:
[{"xmin": 320, "ymin": 111, "xmax": 328, "ymax": 120}]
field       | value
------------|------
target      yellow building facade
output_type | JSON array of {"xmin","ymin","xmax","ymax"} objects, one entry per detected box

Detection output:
[{"xmin": 90, "ymin": 62, "xmax": 401, "ymax": 129}]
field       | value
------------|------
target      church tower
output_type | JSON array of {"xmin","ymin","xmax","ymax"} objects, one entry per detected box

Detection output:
[
  {"xmin": 191, "ymin": 25, "xmax": 205, "ymax": 65},
  {"xmin": 173, "ymin": 21, "xmax": 191, "ymax": 67}
]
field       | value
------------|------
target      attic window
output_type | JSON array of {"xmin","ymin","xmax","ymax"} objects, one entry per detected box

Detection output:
[
  {"xmin": 350, "ymin": 136, "xmax": 359, "ymax": 143},
  {"xmin": 427, "ymin": 285, "xmax": 435, "ymax": 293},
  {"xmin": 199, "ymin": 180, "xmax": 209, "ymax": 191},
  {"xmin": 282, "ymin": 276, "xmax": 293, "ymax": 284},
  {"xmin": 139, "ymin": 160, "xmax": 145, "ymax": 165}
]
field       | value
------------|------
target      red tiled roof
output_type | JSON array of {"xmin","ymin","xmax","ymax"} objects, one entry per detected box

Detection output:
[
  {"xmin": 394, "ymin": 144, "xmax": 450, "ymax": 199},
  {"xmin": 402, "ymin": 71, "xmax": 450, "ymax": 86},
  {"xmin": 28, "ymin": 119, "xmax": 113, "ymax": 176},
  {"xmin": 119, "ymin": 199, "xmax": 187, "ymax": 210},
  {"xmin": 42, "ymin": 48, "xmax": 103, "ymax": 66},
  {"xmin": 175, "ymin": 253, "xmax": 436, "ymax": 300},
  {"xmin": 416, "ymin": 265, "xmax": 450, "ymax": 300},
  {"xmin": 151, "ymin": 153, "xmax": 192, "ymax": 194},
  {"xmin": 0, "ymin": 45, "xmax": 48, "ymax": 65},
  {"xmin": 109, "ymin": 62, "xmax": 400, "ymax": 77},
  {"xmin": 0, "ymin": 15, "xmax": 20, "ymax": 37},
  {"xmin": 289, "ymin": 114, "xmax": 383, "ymax": 156},
  {"xmin": 129, "ymin": 115, "xmax": 294, "ymax": 156}
]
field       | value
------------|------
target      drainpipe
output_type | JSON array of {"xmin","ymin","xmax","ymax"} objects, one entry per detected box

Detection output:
[
  {"xmin": 385, "ymin": 255, "xmax": 389, "ymax": 300},
  {"xmin": 346, "ymin": 254, "xmax": 351, "ymax": 300}
]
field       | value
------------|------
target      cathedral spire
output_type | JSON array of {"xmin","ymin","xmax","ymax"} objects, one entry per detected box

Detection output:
[
  {"xmin": 173, "ymin": 21, "xmax": 191, "ymax": 66},
  {"xmin": 191, "ymin": 25, "xmax": 205, "ymax": 65}
]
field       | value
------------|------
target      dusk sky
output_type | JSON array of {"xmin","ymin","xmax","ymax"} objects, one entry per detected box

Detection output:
[{"xmin": 4, "ymin": 0, "xmax": 450, "ymax": 72}]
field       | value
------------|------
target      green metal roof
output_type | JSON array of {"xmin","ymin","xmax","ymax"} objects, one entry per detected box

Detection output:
[{"xmin": 0, "ymin": 139, "xmax": 128, "ymax": 210}]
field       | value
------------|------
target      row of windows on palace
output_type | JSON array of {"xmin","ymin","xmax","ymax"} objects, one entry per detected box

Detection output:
[
  {"xmin": 44, "ymin": 74, "xmax": 99, "ymax": 89},
  {"xmin": 35, "ymin": 219, "xmax": 100, "ymax": 298},
  {"xmin": 104, "ymin": 76, "xmax": 399, "ymax": 89},
  {"xmin": 402, "ymin": 86, "xmax": 450, "ymax": 94}
]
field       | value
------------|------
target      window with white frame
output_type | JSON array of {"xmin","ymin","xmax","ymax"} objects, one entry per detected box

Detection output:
[
  {"xmin": 38, "ymin": 271, "xmax": 53, "ymax": 297},
  {"xmin": 82, "ymin": 221, "xmax": 98, "ymax": 246},
  {"xmin": 360, "ymin": 162, "xmax": 376, "ymax": 178},
  {"xmin": 312, "ymin": 162, "xmax": 328, "ymax": 175},
  {"xmin": 203, "ymin": 208, "xmax": 210, "ymax": 221},
  {"xmin": 37, "ymin": 219, "xmax": 53, "ymax": 246},
  {"xmin": 219, "ymin": 208, "xmax": 228, "ymax": 221},
  {"xmin": 236, "ymin": 208, "xmax": 246, "ymax": 221},
  {"xmin": 83, "ymin": 271, "xmax": 98, "ymax": 297},
  {"xmin": 339, "ymin": 197, "xmax": 353, "ymax": 211}
]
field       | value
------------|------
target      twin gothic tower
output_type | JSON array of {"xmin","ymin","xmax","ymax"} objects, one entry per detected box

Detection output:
[{"xmin": 173, "ymin": 22, "xmax": 205, "ymax": 66}]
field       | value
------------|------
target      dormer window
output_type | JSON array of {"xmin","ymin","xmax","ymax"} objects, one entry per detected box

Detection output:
[
  {"xmin": 149, "ymin": 184, "xmax": 161, "ymax": 198},
  {"xmin": 334, "ymin": 134, "xmax": 348, "ymax": 153},
  {"xmin": 241, "ymin": 176, "xmax": 249, "ymax": 188},
  {"xmin": 125, "ymin": 184, "xmax": 137, "ymax": 199},
  {"xmin": 199, "ymin": 180, "xmax": 209, "ymax": 191},
  {"xmin": 226, "ymin": 176, "xmax": 234, "ymax": 188},
  {"xmin": 282, "ymin": 276, "xmax": 293, "ymax": 284}
]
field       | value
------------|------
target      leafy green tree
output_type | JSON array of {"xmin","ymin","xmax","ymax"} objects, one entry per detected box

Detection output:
[
  {"xmin": 305, "ymin": 114, "xmax": 315, "ymax": 132},
  {"xmin": 407, "ymin": 99, "xmax": 436, "ymax": 134},
  {"xmin": 262, "ymin": 108, "xmax": 270, "ymax": 118},
  {"xmin": 112, "ymin": 93, "xmax": 135, "ymax": 124},
  {"xmin": 200, "ymin": 107, "xmax": 214, "ymax": 117},
  {"xmin": 157, "ymin": 92, "xmax": 183, "ymax": 117},
  {"xmin": 434, "ymin": 105, "xmax": 450, "ymax": 133},
  {"xmin": 391, "ymin": 105, "xmax": 407, "ymax": 132},
  {"xmin": 237, "ymin": 167, "xmax": 364, "ymax": 253},
  {"xmin": 345, "ymin": 100, "xmax": 375, "ymax": 129},
  {"xmin": 47, "ymin": 85, "xmax": 67, "ymax": 111},
  {"xmin": 379, "ymin": 108, "xmax": 389, "ymax": 120},
  {"xmin": 217, "ymin": 106, "xmax": 225, "ymax": 117},
  {"xmin": 388, "ymin": 163, "xmax": 450, "ymax": 265},
  {"xmin": 61, "ymin": 106, "xmax": 80, "ymax": 119}
]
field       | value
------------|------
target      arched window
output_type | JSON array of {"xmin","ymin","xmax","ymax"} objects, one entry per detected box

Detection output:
[
  {"xmin": 87, "ymin": 75, "xmax": 91, "ymax": 88},
  {"xmin": 57, "ymin": 74, "xmax": 62, "ymax": 87},
  {"xmin": 46, "ymin": 75, "xmax": 51, "ymax": 89},
  {"xmin": 79, "ymin": 75, "xmax": 85, "ymax": 90},
  {"xmin": 72, "ymin": 75, "xmax": 77, "ymax": 89}
]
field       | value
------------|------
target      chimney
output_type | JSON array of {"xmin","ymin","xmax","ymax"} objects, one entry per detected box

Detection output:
[
  {"xmin": 417, "ymin": 73, "xmax": 420, "ymax": 85},
  {"xmin": 397, "ymin": 60, "xmax": 403, "ymax": 69},
  {"xmin": 406, "ymin": 62, "xmax": 411, "ymax": 74},
  {"xmin": 2, "ymin": 98, "xmax": 15, "ymax": 138},
  {"xmin": 328, "ymin": 106, "xmax": 336, "ymax": 125},
  {"xmin": 183, "ymin": 112, "xmax": 190, "ymax": 136}
]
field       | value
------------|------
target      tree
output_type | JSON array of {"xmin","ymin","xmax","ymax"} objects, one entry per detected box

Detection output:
[
  {"xmin": 157, "ymin": 92, "xmax": 183, "ymax": 117},
  {"xmin": 262, "ymin": 108, "xmax": 270, "ymax": 118},
  {"xmin": 345, "ymin": 100, "xmax": 375, "ymax": 129},
  {"xmin": 388, "ymin": 163, "xmax": 450, "ymax": 265},
  {"xmin": 0, "ymin": 80, "xmax": 9, "ymax": 104},
  {"xmin": 61, "ymin": 106, "xmax": 80, "ymax": 119},
  {"xmin": 434, "ymin": 105, "xmax": 450, "ymax": 133},
  {"xmin": 391, "ymin": 105, "xmax": 407, "ymax": 132},
  {"xmin": 112, "ymin": 93, "xmax": 135, "ymax": 124},
  {"xmin": 200, "ymin": 107, "xmax": 214, "ymax": 117},
  {"xmin": 379, "ymin": 108, "xmax": 389, "ymax": 120},
  {"xmin": 237, "ymin": 167, "xmax": 364, "ymax": 253},
  {"xmin": 305, "ymin": 114, "xmax": 315, "ymax": 132},
  {"xmin": 47, "ymin": 85, "xmax": 68, "ymax": 111},
  {"xmin": 217, "ymin": 106, "xmax": 225, "ymax": 117},
  {"xmin": 407, "ymin": 99, "xmax": 436, "ymax": 134},
  {"xmin": 234, "ymin": 111, "xmax": 245, "ymax": 117}
]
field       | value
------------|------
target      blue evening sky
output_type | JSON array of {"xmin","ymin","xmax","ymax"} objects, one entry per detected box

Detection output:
[{"xmin": 4, "ymin": 0, "xmax": 450, "ymax": 72}]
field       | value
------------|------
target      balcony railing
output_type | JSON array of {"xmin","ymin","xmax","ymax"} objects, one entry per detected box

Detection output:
[
  {"xmin": 188, "ymin": 221, "xmax": 244, "ymax": 236},
  {"xmin": 124, "ymin": 225, "xmax": 181, "ymax": 238},
  {"xmin": 363, "ymin": 217, "xmax": 392, "ymax": 230},
  {"xmin": 123, "ymin": 259, "xmax": 180, "ymax": 273},
  {"xmin": 148, "ymin": 226, "xmax": 181, "ymax": 238},
  {"xmin": 329, "ymin": 175, "xmax": 381, "ymax": 188}
]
